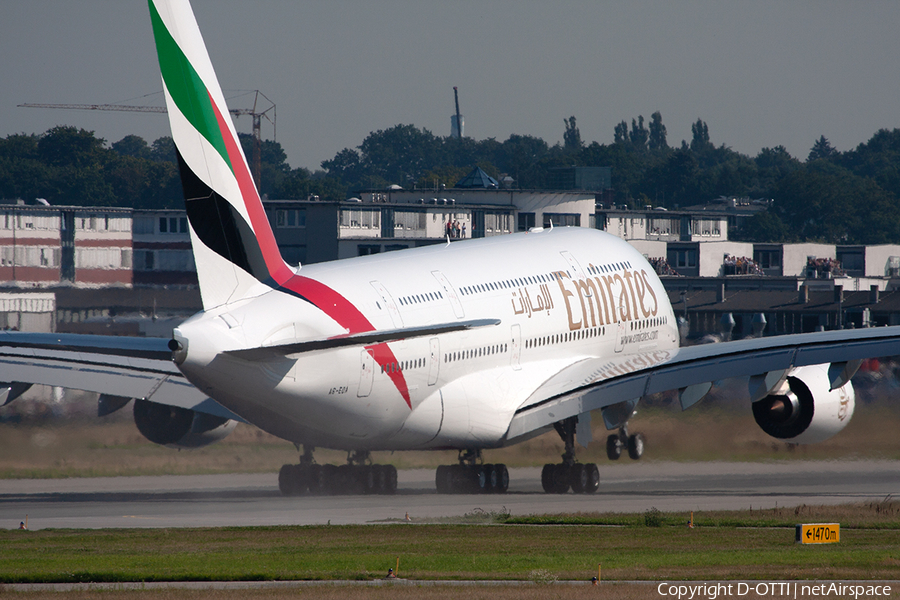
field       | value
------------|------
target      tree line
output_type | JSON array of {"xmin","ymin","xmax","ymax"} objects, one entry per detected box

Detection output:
[
  {"xmin": 0, "ymin": 126, "xmax": 336, "ymax": 210},
  {"xmin": 2, "ymin": 115, "xmax": 900, "ymax": 244}
]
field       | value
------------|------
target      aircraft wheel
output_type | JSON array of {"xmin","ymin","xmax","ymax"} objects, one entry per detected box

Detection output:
[
  {"xmin": 474, "ymin": 464, "xmax": 489, "ymax": 493},
  {"xmin": 308, "ymin": 464, "xmax": 327, "ymax": 495},
  {"xmin": 627, "ymin": 433, "xmax": 645, "ymax": 460},
  {"xmin": 570, "ymin": 463, "xmax": 589, "ymax": 494},
  {"xmin": 332, "ymin": 464, "xmax": 348, "ymax": 494},
  {"xmin": 361, "ymin": 465, "xmax": 378, "ymax": 494},
  {"xmin": 541, "ymin": 464, "xmax": 555, "ymax": 493},
  {"xmin": 277, "ymin": 464, "xmax": 292, "ymax": 495},
  {"xmin": 552, "ymin": 464, "xmax": 570, "ymax": 494},
  {"xmin": 380, "ymin": 464, "xmax": 398, "ymax": 495},
  {"xmin": 483, "ymin": 464, "xmax": 497, "ymax": 493},
  {"xmin": 435, "ymin": 465, "xmax": 451, "ymax": 494},
  {"xmin": 449, "ymin": 464, "xmax": 468, "ymax": 493},
  {"xmin": 294, "ymin": 464, "xmax": 311, "ymax": 495},
  {"xmin": 321, "ymin": 464, "xmax": 339, "ymax": 494},
  {"xmin": 344, "ymin": 464, "xmax": 365, "ymax": 494},
  {"xmin": 584, "ymin": 463, "xmax": 600, "ymax": 494},
  {"xmin": 278, "ymin": 464, "xmax": 302, "ymax": 496},
  {"xmin": 606, "ymin": 434, "xmax": 623, "ymax": 461},
  {"xmin": 541, "ymin": 464, "xmax": 570, "ymax": 494},
  {"xmin": 491, "ymin": 464, "xmax": 509, "ymax": 493}
]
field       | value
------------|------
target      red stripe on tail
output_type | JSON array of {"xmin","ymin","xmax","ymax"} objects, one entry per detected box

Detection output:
[{"xmin": 209, "ymin": 92, "xmax": 293, "ymax": 283}]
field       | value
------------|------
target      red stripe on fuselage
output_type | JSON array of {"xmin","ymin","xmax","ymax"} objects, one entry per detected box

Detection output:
[
  {"xmin": 282, "ymin": 275, "xmax": 411, "ymax": 408},
  {"xmin": 209, "ymin": 93, "xmax": 410, "ymax": 407},
  {"xmin": 365, "ymin": 342, "xmax": 412, "ymax": 408}
]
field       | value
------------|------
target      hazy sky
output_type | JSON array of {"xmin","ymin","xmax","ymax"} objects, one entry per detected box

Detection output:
[{"xmin": 4, "ymin": 1, "xmax": 900, "ymax": 173}]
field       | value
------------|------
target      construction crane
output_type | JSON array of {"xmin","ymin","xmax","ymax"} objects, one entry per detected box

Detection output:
[{"xmin": 20, "ymin": 90, "xmax": 276, "ymax": 188}]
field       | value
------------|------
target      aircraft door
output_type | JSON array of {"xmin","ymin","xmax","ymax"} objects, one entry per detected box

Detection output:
[
  {"xmin": 560, "ymin": 250, "xmax": 586, "ymax": 281},
  {"xmin": 358, "ymin": 349, "xmax": 375, "ymax": 397},
  {"xmin": 370, "ymin": 281, "xmax": 403, "ymax": 328},
  {"xmin": 431, "ymin": 270, "xmax": 464, "ymax": 318},
  {"xmin": 427, "ymin": 338, "xmax": 440, "ymax": 386},
  {"xmin": 510, "ymin": 323, "xmax": 522, "ymax": 370},
  {"xmin": 614, "ymin": 320, "xmax": 626, "ymax": 353}
]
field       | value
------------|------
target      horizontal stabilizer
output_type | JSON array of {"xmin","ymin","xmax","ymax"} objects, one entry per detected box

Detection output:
[
  {"xmin": 226, "ymin": 318, "xmax": 501, "ymax": 360},
  {"xmin": 0, "ymin": 331, "xmax": 172, "ymax": 361},
  {"xmin": 0, "ymin": 330, "xmax": 242, "ymax": 422}
]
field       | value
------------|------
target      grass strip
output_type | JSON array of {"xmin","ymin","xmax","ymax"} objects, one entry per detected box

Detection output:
[
  {"xmin": 504, "ymin": 501, "xmax": 900, "ymax": 529},
  {"xmin": 2, "ymin": 507, "xmax": 900, "ymax": 583}
]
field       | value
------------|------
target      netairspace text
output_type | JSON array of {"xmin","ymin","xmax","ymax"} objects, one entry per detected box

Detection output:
[{"xmin": 657, "ymin": 582, "xmax": 892, "ymax": 599}]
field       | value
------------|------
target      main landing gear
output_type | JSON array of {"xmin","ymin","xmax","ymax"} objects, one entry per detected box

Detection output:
[
  {"xmin": 435, "ymin": 449, "xmax": 509, "ymax": 494},
  {"xmin": 541, "ymin": 417, "xmax": 600, "ymax": 494},
  {"xmin": 605, "ymin": 424, "xmax": 645, "ymax": 461},
  {"xmin": 278, "ymin": 447, "xmax": 397, "ymax": 496}
]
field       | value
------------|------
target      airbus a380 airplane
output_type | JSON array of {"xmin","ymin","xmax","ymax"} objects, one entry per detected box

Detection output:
[{"xmin": 3, "ymin": 0, "xmax": 900, "ymax": 496}]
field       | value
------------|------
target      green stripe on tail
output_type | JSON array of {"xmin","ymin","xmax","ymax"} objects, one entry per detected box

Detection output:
[{"xmin": 148, "ymin": 0, "xmax": 230, "ymax": 171}]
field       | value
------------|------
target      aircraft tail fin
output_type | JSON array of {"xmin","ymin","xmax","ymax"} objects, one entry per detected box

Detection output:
[{"xmin": 148, "ymin": 0, "xmax": 291, "ymax": 309}]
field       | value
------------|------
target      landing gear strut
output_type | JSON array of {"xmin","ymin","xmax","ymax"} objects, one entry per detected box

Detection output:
[
  {"xmin": 435, "ymin": 449, "xmax": 509, "ymax": 494},
  {"xmin": 541, "ymin": 417, "xmax": 600, "ymax": 494},
  {"xmin": 278, "ymin": 446, "xmax": 397, "ymax": 496},
  {"xmin": 605, "ymin": 424, "xmax": 645, "ymax": 461}
]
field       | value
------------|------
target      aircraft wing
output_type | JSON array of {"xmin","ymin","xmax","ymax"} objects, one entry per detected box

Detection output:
[
  {"xmin": 225, "ymin": 318, "xmax": 501, "ymax": 360},
  {"xmin": 506, "ymin": 325, "xmax": 900, "ymax": 443},
  {"xmin": 0, "ymin": 331, "xmax": 241, "ymax": 421}
]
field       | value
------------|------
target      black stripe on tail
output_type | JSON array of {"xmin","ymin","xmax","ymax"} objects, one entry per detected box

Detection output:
[{"xmin": 176, "ymin": 150, "xmax": 270, "ymax": 282}]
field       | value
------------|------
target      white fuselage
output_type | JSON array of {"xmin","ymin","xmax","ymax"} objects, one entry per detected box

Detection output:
[{"xmin": 173, "ymin": 227, "xmax": 679, "ymax": 451}]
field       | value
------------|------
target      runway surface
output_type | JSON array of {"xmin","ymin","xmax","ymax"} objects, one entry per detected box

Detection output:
[{"xmin": 2, "ymin": 460, "xmax": 898, "ymax": 529}]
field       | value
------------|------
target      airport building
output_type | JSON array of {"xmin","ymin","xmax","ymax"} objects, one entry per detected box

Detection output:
[
  {"xmin": 4, "ymin": 171, "xmax": 900, "ymax": 339},
  {"xmin": 0, "ymin": 202, "xmax": 132, "ymax": 287},
  {"xmin": 266, "ymin": 188, "xmax": 597, "ymax": 263},
  {"xmin": 132, "ymin": 209, "xmax": 196, "ymax": 287}
]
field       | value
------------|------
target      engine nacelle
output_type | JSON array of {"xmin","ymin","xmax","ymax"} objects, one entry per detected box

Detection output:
[
  {"xmin": 752, "ymin": 364, "xmax": 855, "ymax": 445},
  {"xmin": 133, "ymin": 399, "xmax": 237, "ymax": 449}
]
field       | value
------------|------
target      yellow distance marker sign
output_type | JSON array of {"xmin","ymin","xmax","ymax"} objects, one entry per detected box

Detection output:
[{"xmin": 795, "ymin": 523, "xmax": 840, "ymax": 544}]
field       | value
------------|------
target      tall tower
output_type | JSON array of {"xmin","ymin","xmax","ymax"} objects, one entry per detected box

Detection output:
[{"xmin": 450, "ymin": 86, "xmax": 464, "ymax": 138}]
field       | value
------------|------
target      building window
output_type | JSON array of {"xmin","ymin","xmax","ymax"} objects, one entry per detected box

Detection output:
[
  {"xmin": 753, "ymin": 250, "xmax": 781, "ymax": 269},
  {"xmin": 693, "ymin": 218, "xmax": 721, "ymax": 237},
  {"xmin": 485, "ymin": 213, "xmax": 511, "ymax": 235},
  {"xmin": 140, "ymin": 250, "xmax": 154, "ymax": 271},
  {"xmin": 133, "ymin": 217, "xmax": 155, "ymax": 235},
  {"xmin": 518, "ymin": 212, "xmax": 535, "ymax": 232},
  {"xmin": 276, "ymin": 209, "xmax": 306, "ymax": 228},
  {"xmin": 836, "ymin": 250, "xmax": 863, "ymax": 276},
  {"xmin": 649, "ymin": 217, "xmax": 679, "ymax": 236},
  {"xmin": 668, "ymin": 248, "xmax": 697, "ymax": 269},
  {"xmin": 159, "ymin": 216, "xmax": 188, "ymax": 234},
  {"xmin": 78, "ymin": 216, "xmax": 100, "ymax": 230},
  {"xmin": 393, "ymin": 212, "xmax": 426, "ymax": 237},
  {"xmin": 543, "ymin": 213, "xmax": 580, "ymax": 228},
  {"xmin": 340, "ymin": 209, "xmax": 379, "ymax": 229}
]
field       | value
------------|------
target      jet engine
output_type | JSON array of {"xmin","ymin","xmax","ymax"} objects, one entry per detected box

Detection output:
[
  {"xmin": 133, "ymin": 399, "xmax": 236, "ymax": 448},
  {"xmin": 752, "ymin": 364, "xmax": 854, "ymax": 445}
]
